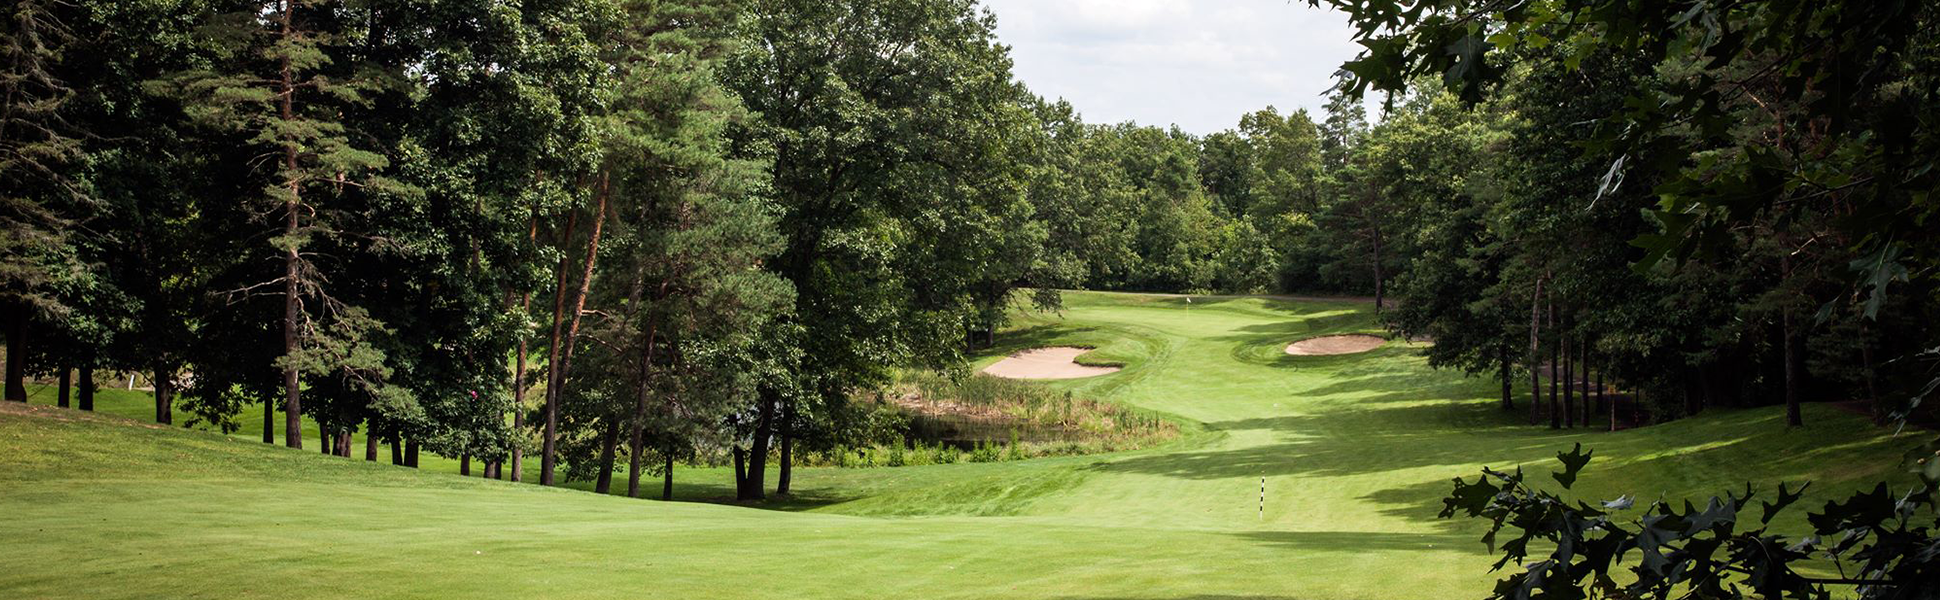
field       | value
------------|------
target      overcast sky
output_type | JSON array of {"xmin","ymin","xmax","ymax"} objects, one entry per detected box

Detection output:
[{"xmin": 981, "ymin": 0, "xmax": 1367, "ymax": 136}]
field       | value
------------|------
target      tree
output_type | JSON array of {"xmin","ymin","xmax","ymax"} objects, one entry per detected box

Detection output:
[
  {"xmin": 1, "ymin": 0, "xmax": 90, "ymax": 404},
  {"xmin": 539, "ymin": 0, "xmax": 793, "ymax": 497},
  {"xmin": 1021, "ymin": 99, "xmax": 1140, "ymax": 292},
  {"xmin": 1318, "ymin": 0, "xmax": 1940, "ymax": 420},
  {"xmin": 153, "ymin": 0, "xmax": 414, "ymax": 446},
  {"xmin": 722, "ymin": 0, "xmax": 1041, "ymax": 499}
]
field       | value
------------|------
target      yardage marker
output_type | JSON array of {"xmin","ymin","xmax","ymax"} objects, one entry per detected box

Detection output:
[{"xmin": 1259, "ymin": 476, "xmax": 1265, "ymax": 521}]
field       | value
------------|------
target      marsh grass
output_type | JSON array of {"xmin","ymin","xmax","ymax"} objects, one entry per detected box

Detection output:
[{"xmin": 788, "ymin": 370, "xmax": 1180, "ymax": 469}]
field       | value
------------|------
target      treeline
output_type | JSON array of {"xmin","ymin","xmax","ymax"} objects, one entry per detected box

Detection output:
[
  {"xmin": 1022, "ymin": 0, "xmax": 1940, "ymax": 427},
  {"xmin": 1023, "ymin": 95, "xmax": 1393, "ymax": 299},
  {"xmin": 5, "ymin": 0, "xmax": 1936, "ymax": 497},
  {"xmin": 1332, "ymin": 2, "xmax": 1940, "ymax": 428},
  {"xmin": 0, "ymin": 0, "xmax": 1070, "ymax": 499}
]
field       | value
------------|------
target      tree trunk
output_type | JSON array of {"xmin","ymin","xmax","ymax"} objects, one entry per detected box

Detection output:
[
  {"xmin": 1781, "ymin": 254, "xmax": 1803, "ymax": 428},
  {"xmin": 1528, "ymin": 278, "xmax": 1543, "ymax": 425},
  {"xmin": 77, "ymin": 362, "xmax": 93, "ymax": 411},
  {"xmin": 154, "ymin": 366, "xmax": 174, "ymax": 425},
  {"xmin": 511, "ymin": 317, "xmax": 529, "ymax": 482},
  {"xmin": 461, "ymin": 454, "xmax": 471, "ymax": 476},
  {"xmin": 3, "ymin": 304, "xmax": 25, "ymax": 402},
  {"xmin": 594, "ymin": 420, "xmax": 618, "ymax": 494},
  {"xmin": 262, "ymin": 388, "xmax": 274, "ymax": 443},
  {"xmin": 624, "ymin": 266, "xmax": 664, "ymax": 499},
  {"xmin": 1783, "ymin": 309, "xmax": 1802, "ymax": 427},
  {"xmin": 277, "ymin": 0, "xmax": 305, "ymax": 451},
  {"xmin": 777, "ymin": 407, "xmax": 794, "ymax": 496},
  {"xmin": 320, "ymin": 427, "xmax": 333, "ymax": 455},
  {"xmin": 1633, "ymin": 389, "xmax": 1643, "ymax": 428},
  {"xmin": 537, "ymin": 211, "xmax": 577, "ymax": 486},
  {"xmin": 1601, "ymin": 371, "xmax": 1612, "ymax": 432},
  {"xmin": 1497, "ymin": 348, "xmax": 1513, "ymax": 411},
  {"xmin": 543, "ymin": 175, "xmax": 609, "ymax": 486},
  {"xmin": 625, "ymin": 422, "xmax": 647, "ymax": 498},
  {"xmin": 338, "ymin": 431, "xmax": 351, "ymax": 457},
  {"xmin": 406, "ymin": 438, "xmax": 419, "ymax": 468},
  {"xmin": 1563, "ymin": 323, "xmax": 1575, "ymax": 429},
  {"xmin": 509, "ymin": 410, "xmax": 523, "ymax": 480},
  {"xmin": 742, "ymin": 389, "xmax": 776, "ymax": 501},
  {"xmin": 365, "ymin": 426, "xmax": 377, "ymax": 461},
  {"xmin": 1548, "ymin": 303, "xmax": 1560, "ymax": 429},
  {"xmin": 390, "ymin": 432, "xmax": 403, "ymax": 466},
  {"xmin": 504, "ymin": 210, "xmax": 539, "ymax": 482},
  {"xmin": 732, "ymin": 446, "xmax": 748, "ymax": 499},
  {"xmin": 663, "ymin": 451, "xmax": 674, "ymax": 501},
  {"xmin": 1861, "ymin": 332, "xmax": 1882, "ymax": 423},
  {"xmin": 1684, "ymin": 372, "xmax": 1704, "ymax": 416},
  {"xmin": 1580, "ymin": 340, "xmax": 1592, "ymax": 423},
  {"xmin": 1370, "ymin": 228, "xmax": 1384, "ymax": 310},
  {"xmin": 56, "ymin": 366, "xmax": 70, "ymax": 408}
]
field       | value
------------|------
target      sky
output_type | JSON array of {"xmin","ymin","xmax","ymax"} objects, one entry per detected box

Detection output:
[{"xmin": 980, "ymin": 0, "xmax": 1368, "ymax": 136}]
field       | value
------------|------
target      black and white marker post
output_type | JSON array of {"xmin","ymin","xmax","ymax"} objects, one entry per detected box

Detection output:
[{"xmin": 1259, "ymin": 476, "xmax": 1265, "ymax": 521}]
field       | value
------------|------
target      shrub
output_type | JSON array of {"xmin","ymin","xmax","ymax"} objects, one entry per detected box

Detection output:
[
  {"xmin": 1441, "ymin": 441, "xmax": 1940, "ymax": 600},
  {"xmin": 969, "ymin": 441, "xmax": 1002, "ymax": 463}
]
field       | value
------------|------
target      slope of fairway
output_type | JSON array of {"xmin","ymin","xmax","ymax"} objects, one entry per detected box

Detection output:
[{"xmin": 2, "ymin": 291, "xmax": 1926, "ymax": 599}]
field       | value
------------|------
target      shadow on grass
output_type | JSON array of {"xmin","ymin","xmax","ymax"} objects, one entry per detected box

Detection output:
[
  {"xmin": 556, "ymin": 477, "xmax": 863, "ymax": 512},
  {"xmin": 1210, "ymin": 313, "xmax": 1380, "ymax": 343},
  {"xmin": 1084, "ymin": 401, "xmax": 1582, "ymax": 481},
  {"xmin": 1355, "ymin": 406, "xmax": 1919, "ymax": 532},
  {"xmin": 1049, "ymin": 596, "xmax": 1309, "ymax": 600},
  {"xmin": 969, "ymin": 323, "xmax": 1103, "ymax": 357},
  {"xmin": 1228, "ymin": 529, "xmax": 1478, "ymax": 553},
  {"xmin": 1085, "ymin": 401, "xmax": 1868, "ymax": 500}
]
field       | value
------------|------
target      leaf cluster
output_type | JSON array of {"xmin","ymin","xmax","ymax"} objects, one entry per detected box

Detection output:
[{"xmin": 1442, "ymin": 442, "xmax": 1940, "ymax": 600}]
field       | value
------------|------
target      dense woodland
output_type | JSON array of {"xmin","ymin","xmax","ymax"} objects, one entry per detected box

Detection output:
[{"xmin": 3, "ymin": 0, "xmax": 1937, "ymax": 500}]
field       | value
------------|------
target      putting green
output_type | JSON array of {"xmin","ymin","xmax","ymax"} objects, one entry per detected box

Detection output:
[{"xmin": 0, "ymin": 291, "xmax": 1922, "ymax": 599}]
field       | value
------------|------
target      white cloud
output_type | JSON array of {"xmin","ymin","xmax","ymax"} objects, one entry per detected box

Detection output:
[{"xmin": 982, "ymin": 0, "xmax": 1369, "ymax": 135}]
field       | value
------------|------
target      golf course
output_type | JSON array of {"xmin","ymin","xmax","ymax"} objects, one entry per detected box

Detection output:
[{"xmin": 2, "ymin": 291, "xmax": 1920, "ymax": 599}]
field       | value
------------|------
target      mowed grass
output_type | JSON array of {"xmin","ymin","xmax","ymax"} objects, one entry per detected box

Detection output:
[
  {"xmin": 1, "ymin": 290, "xmax": 1927, "ymax": 599},
  {"xmin": 14, "ymin": 381, "xmax": 502, "ymax": 479}
]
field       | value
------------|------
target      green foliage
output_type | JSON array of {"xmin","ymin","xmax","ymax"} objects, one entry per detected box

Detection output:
[
  {"xmin": 0, "ymin": 0, "xmax": 88, "ymax": 316},
  {"xmin": 1442, "ymin": 442, "xmax": 1940, "ymax": 600},
  {"xmin": 1321, "ymin": 0, "xmax": 1940, "ymax": 419}
]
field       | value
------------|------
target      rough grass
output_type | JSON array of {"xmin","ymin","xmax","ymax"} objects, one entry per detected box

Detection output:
[{"xmin": 1, "ymin": 290, "xmax": 1926, "ymax": 599}]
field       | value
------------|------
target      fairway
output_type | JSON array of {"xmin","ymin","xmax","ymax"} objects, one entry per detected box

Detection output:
[{"xmin": 0, "ymin": 291, "xmax": 1921, "ymax": 599}]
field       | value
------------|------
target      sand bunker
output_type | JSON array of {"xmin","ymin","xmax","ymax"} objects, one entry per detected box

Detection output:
[
  {"xmin": 1284, "ymin": 334, "xmax": 1387, "ymax": 356},
  {"xmin": 982, "ymin": 347, "xmax": 1122, "ymax": 380}
]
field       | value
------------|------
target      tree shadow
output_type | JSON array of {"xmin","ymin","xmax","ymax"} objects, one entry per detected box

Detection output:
[
  {"xmin": 1281, "ymin": 370, "xmax": 1495, "ymax": 405},
  {"xmin": 1083, "ymin": 398, "xmax": 1821, "ymax": 489},
  {"xmin": 981, "ymin": 324, "xmax": 1105, "ymax": 356},
  {"xmin": 1227, "ymin": 529, "xmax": 1480, "ymax": 553},
  {"xmin": 1358, "ymin": 407, "xmax": 1921, "ymax": 529},
  {"xmin": 1211, "ymin": 314, "xmax": 1382, "ymax": 343},
  {"xmin": 1047, "ymin": 596, "xmax": 1308, "ymax": 600},
  {"xmin": 1085, "ymin": 403, "xmax": 1548, "ymax": 481},
  {"xmin": 1138, "ymin": 292, "xmax": 1376, "ymax": 309},
  {"xmin": 557, "ymin": 477, "xmax": 863, "ymax": 512}
]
